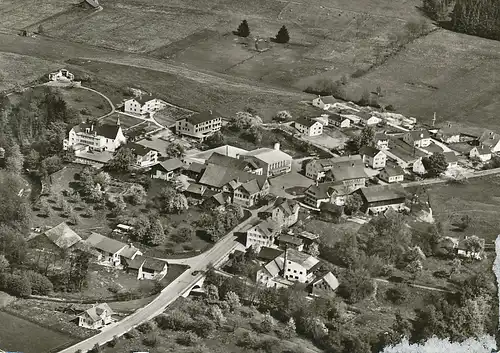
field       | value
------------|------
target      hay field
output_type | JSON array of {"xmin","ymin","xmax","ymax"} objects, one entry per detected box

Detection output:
[
  {"xmin": 345, "ymin": 29, "xmax": 500, "ymax": 131},
  {"xmin": 0, "ymin": 0, "xmax": 76, "ymax": 30}
]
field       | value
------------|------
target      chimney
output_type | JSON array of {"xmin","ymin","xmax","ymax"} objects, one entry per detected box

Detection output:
[
  {"xmin": 448, "ymin": 122, "xmax": 452, "ymax": 128},
  {"xmin": 420, "ymin": 133, "xmax": 424, "ymax": 138},
  {"xmin": 209, "ymin": 109, "xmax": 212, "ymax": 115},
  {"xmin": 351, "ymin": 163, "xmax": 355, "ymax": 167},
  {"xmin": 116, "ymin": 116, "xmax": 121, "ymax": 126},
  {"xmin": 274, "ymin": 142, "xmax": 280, "ymax": 151},
  {"xmin": 129, "ymin": 243, "xmax": 133, "ymax": 248}
]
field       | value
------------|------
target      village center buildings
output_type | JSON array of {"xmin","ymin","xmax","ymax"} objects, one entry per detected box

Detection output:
[
  {"xmin": 176, "ymin": 110, "xmax": 222, "ymax": 140},
  {"xmin": 240, "ymin": 143, "xmax": 293, "ymax": 177},
  {"xmin": 64, "ymin": 119, "xmax": 126, "ymax": 153}
]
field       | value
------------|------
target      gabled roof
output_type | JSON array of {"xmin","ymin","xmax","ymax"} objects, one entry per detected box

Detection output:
[
  {"xmin": 274, "ymin": 197, "xmax": 298, "ymax": 216},
  {"xmin": 239, "ymin": 179, "xmax": 263, "ymax": 195},
  {"xmin": 328, "ymin": 163, "xmax": 367, "ymax": 181},
  {"xmin": 479, "ymin": 130, "xmax": 500, "ymax": 148},
  {"xmin": 185, "ymin": 110, "xmax": 222, "ymax": 125},
  {"xmin": 40, "ymin": 222, "xmax": 82, "ymax": 249},
  {"xmin": 153, "ymin": 159, "xmax": 184, "ymax": 172},
  {"xmin": 298, "ymin": 231, "xmax": 320, "ymax": 241},
  {"xmin": 198, "ymin": 164, "xmax": 267, "ymax": 190},
  {"xmin": 251, "ymin": 219, "xmax": 280, "ymax": 237},
  {"xmin": 360, "ymin": 184, "xmax": 407, "ymax": 203},
  {"xmin": 381, "ymin": 164, "xmax": 405, "ymax": 177},
  {"xmin": 132, "ymin": 94, "xmax": 159, "ymax": 105},
  {"xmin": 257, "ymin": 247, "xmax": 284, "ymax": 262},
  {"xmin": 122, "ymin": 142, "xmax": 155, "ymax": 156},
  {"xmin": 126, "ymin": 255, "xmax": 167, "ymax": 272},
  {"xmin": 359, "ymin": 146, "xmax": 383, "ymax": 158},
  {"xmin": 278, "ymin": 234, "xmax": 303, "ymax": 246},
  {"xmin": 374, "ymin": 132, "xmax": 389, "ymax": 141},
  {"xmin": 285, "ymin": 248, "xmax": 319, "ymax": 270},
  {"xmin": 310, "ymin": 155, "xmax": 362, "ymax": 170},
  {"xmin": 295, "ymin": 117, "xmax": 319, "ymax": 128},
  {"xmin": 472, "ymin": 145, "xmax": 491, "ymax": 155},
  {"xmin": 262, "ymin": 256, "xmax": 284, "ymax": 277},
  {"xmin": 185, "ymin": 183, "xmax": 206, "ymax": 195},
  {"xmin": 313, "ymin": 272, "xmax": 339, "ymax": 291},
  {"xmin": 86, "ymin": 232, "xmax": 127, "ymax": 255},
  {"xmin": 316, "ymin": 95, "xmax": 336, "ymax": 104},
  {"xmin": 443, "ymin": 151, "xmax": 458, "ymax": 163},
  {"xmin": 407, "ymin": 130, "xmax": 430, "ymax": 141},
  {"xmin": 187, "ymin": 162, "xmax": 206, "ymax": 174},
  {"xmin": 244, "ymin": 148, "xmax": 292, "ymax": 165},
  {"xmin": 207, "ymin": 152, "xmax": 258, "ymax": 171},
  {"xmin": 73, "ymin": 122, "xmax": 121, "ymax": 140},
  {"xmin": 79, "ymin": 303, "xmax": 113, "ymax": 322},
  {"xmin": 328, "ymin": 113, "xmax": 349, "ymax": 123},
  {"xmin": 305, "ymin": 181, "xmax": 351, "ymax": 200},
  {"xmin": 437, "ymin": 126, "xmax": 460, "ymax": 138}
]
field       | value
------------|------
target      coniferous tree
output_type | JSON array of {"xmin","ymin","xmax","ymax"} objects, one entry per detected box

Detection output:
[
  {"xmin": 236, "ymin": 20, "xmax": 250, "ymax": 37},
  {"xmin": 275, "ymin": 25, "xmax": 290, "ymax": 43}
]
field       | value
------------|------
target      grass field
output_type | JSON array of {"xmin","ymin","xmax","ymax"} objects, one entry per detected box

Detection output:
[
  {"xmin": 101, "ymin": 113, "xmax": 145, "ymax": 129},
  {"xmin": 0, "ymin": 311, "xmax": 75, "ymax": 353}
]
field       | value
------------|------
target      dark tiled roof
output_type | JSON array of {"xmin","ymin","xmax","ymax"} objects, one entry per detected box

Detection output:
[
  {"xmin": 381, "ymin": 164, "xmax": 404, "ymax": 177},
  {"xmin": 198, "ymin": 164, "xmax": 267, "ymax": 190},
  {"xmin": 258, "ymin": 247, "xmax": 284, "ymax": 261},
  {"xmin": 73, "ymin": 122, "xmax": 121, "ymax": 139},
  {"xmin": 407, "ymin": 130, "xmax": 430, "ymax": 141},
  {"xmin": 472, "ymin": 145, "xmax": 491, "ymax": 155},
  {"xmin": 153, "ymin": 159, "xmax": 184, "ymax": 172},
  {"xmin": 360, "ymin": 184, "xmax": 407, "ymax": 203},
  {"xmin": 328, "ymin": 163, "xmax": 367, "ymax": 181},
  {"xmin": 207, "ymin": 152, "xmax": 254, "ymax": 171},
  {"xmin": 41, "ymin": 222, "xmax": 82, "ymax": 249},
  {"xmin": 187, "ymin": 162, "xmax": 206, "ymax": 174},
  {"xmin": 122, "ymin": 142, "xmax": 155, "ymax": 156},
  {"xmin": 278, "ymin": 234, "xmax": 303, "ymax": 246},
  {"xmin": 186, "ymin": 110, "xmax": 222, "ymax": 125},
  {"xmin": 86, "ymin": 232, "xmax": 126, "ymax": 254},
  {"xmin": 443, "ymin": 151, "xmax": 458, "ymax": 163},
  {"xmin": 318, "ymin": 96, "xmax": 336, "ymax": 104},
  {"xmin": 133, "ymin": 95, "xmax": 158, "ymax": 105},
  {"xmin": 329, "ymin": 113, "xmax": 349, "ymax": 123},
  {"xmin": 479, "ymin": 130, "xmax": 500, "ymax": 148},
  {"xmin": 359, "ymin": 146, "xmax": 382, "ymax": 158},
  {"xmin": 295, "ymin": 117, "xmax": 318, "ymax": 128}
]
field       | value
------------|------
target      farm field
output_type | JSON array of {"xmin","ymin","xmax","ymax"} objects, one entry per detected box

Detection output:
[
  {"xmin": 0, "ymin": 311, "xmax": 75, "ymax": 353},
  {"xmin": 0, "ymin": 0, "xmax": 75, "ymax": 30}
]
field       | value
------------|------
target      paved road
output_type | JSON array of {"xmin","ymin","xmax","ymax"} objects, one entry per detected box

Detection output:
[
  {"xmin": 402, "ymin": 166, "xmax": 500, "ymax": 188},
  {"xmin": 58, "ymin": 206, "xmax": 269, "ymax": 353}
]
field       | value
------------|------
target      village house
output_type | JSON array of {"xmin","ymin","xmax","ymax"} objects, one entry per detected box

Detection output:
[
  {"xmin": 49, "ymin": 69, "xmax": 75, "ymax": 82},
  {"xmin": 412, "ymin": 158, "xmax": 427, "ymax": 175},
  {"xmin": 125, "ymin": 255, "xmax": 168, "ymax": 280},
  {"xmin": 374, "ymin": 132, "xmax": 390, "ymax": 150},
  {"xmin": 150, "ymin": 158, "xmax": 184, "ymax": 181},
  {"xmin": 312, "ymin": 95, "xmax": 336, "ymax": 110},
  {"xmin": 294, "ymin": 117, "xmax": 323, "ymax": 136},
  {"xmin": 124, "ymin": 95, "xmax": 166, "ymax": 116},
  {"xmin": 244, "ymin": 219, "xmax": 281, "ymax": 248},
  {"xmin": 73, "ymin": 303, "xmax": 113, "ymax": 330},
  {"xmin": 341, "ymin": 114, "xmax": 362, "ymax": 125},
  {"xmin": 378, "ymin": 164, "xmax": 405, "ymax": 183},
  {"xmin": 402, "ymin": 130, "xmax": 431, "ymax": 148},
  {"xmin": 312, "ymin": 115, "xmax": 329, "ymax": 127},
  {"xmin": 478, "ymin": 130, "xmax": 500, "ymax": 153},
  {"xmin": 436, "ymin": 125, "xmax": 461, "ymax": 144},
  {"xmin": 443, "ymin": 151, "xmax": 459, "ymax": 168},
  {"xmin": 121, "ymin": 142, "xmax": 159, "ymax": 167},
  {"xmin": 309, "ymin": 272, "xmax": 340, "ymax": 297},
  {"xmin": 257, "ymin": 247, "xmax": 284, "ymax": 263},
  {"xmin": 328, "ymin": 113, "xmax": 351, "ymax": 128},
  {"xmin": 305, "ymin": 155, "xmax": 362, "ymax": 181},
  {"xmin": 359, "ymin": 146, "xmax": 387, "ymax": 169},
  {"xmin": 266, "ymin": 197, "xmax": 300, "ymax": 228},
  {"xmin": 325, "ymin": 162, "xmax": 367, "ymax": 190},
  {"xmin": 384, "ymin": 139, "xmax": 427, "ymax": 169},
  {"xmin": 363, "ymin": 115, "xmax": 381, "ymax": 126},
  {"xmin": 175, "ymin": 110, "xmax": 223, "ymax": 140},
  {"xmin": 197, "ymin": 164, "xmax": 269, "ymax": 207},
  {"xmin": 456, "ymin": 236, "xmax": 484, "ymax": 260},
  {"xmin": 303, "ymin": 181, "xmax": 351, "ymax": 209},
  {"xmin": 277, "ymin": 234, "xmax": 304, "ymax": 251},
  {"xmin": 185, "ymin": 183, "xmax": 208, "ymax": 199},
  {"xmin": 64, "ymin": 119, "xmax": 126, "ymax": 153},
  {"xmin": 85, "ymin": 233, "xmax": 142, "ymax": 267},
  {"xmin": 240, "ymin": 143, "xmax": 292, "ymax": 177},
  {"xmin": 470, "ymin": 145, "xmax": 492, "ymax": 162},
  {"xmin": 358, "ymin": 184, "xmax": 407, "ymax": 215},
  {"xmin": 206, "ymin": 152, "xmax": 263, "ymax": 175},
  {"xmin": 183, "ymin": 162, "xmax": 206, "ymax": 180}
]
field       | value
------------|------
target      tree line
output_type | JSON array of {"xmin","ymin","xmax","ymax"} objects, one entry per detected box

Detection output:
[{"xmin": 423, "ymin": 0, "xmax": 500, "ymax": 40}]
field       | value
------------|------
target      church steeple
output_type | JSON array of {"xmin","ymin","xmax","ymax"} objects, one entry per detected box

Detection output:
[{"xmin": 116, "ymin": 116, "xmax": 121, "ymax": 126}]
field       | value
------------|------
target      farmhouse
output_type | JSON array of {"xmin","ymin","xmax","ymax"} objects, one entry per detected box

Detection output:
[
  {"xmin": 470, "ymin": 145, "xmax": 492, "ymax": 162},
  {"xmin": 359, "ymin": 146, "xmax": 387, "ymax": 169},
  {"xmin": 443, "ymin": 151, "xmax": 459, "ymax": 168},
  {"xmin": 73, "ymin": 150, "xmax": 114, "ymax": 169},
  {"xmin": 478, "ymin": 130, "xmax": 500, "ymax": 152},
  {"xmin": 122, "ymin": 142, "xmax": 159, "ymax": 167},
  {"xmin": 325, "ymin": 162, "xmax": 367, "ymax": 190},
  {"xmin": 175, "ymin": 110, "xmax": 222, "ymax": 140},
  {"xmin": 124, "ymin": 95, "xmax": 166, "ymax": 116},
  {"xmin": 412, "ymin": 158, "xmax": 427, "ymax": 175},
  {"xmin": 374, "ymin": 132, "xmax": 390, "ymax": 150},
  {"xmin": 402, "ymin": 130, "xmax": 431, "ymax": 148},
  {"xmin": 125, "ymin": 255, "xmax": 168, "ymax": 280},
  {"xmin": 184, "ymin": 145, "xmax": 248, "ymax": 165},
  {"xmin": 363, "ymin": 115, "xmax": 381, "ymax": 126},
  {"xmin": 312, "ymin": 115, "xmax": 329, "ymax": 127},
  {"xmin": 240, "ymin": 143, "xmax": 292, "ymax": 177},
  {"xmin": 294, "ymin": 117, "xmax": 323, "ymax": 136},
  {"xmin": 245, "ymin": 219, "xmax": 281, "ymax": 248},
  {"xmin": 277, "ymin": 234, "xmax": 304, "ymax": 251},
  {"xmin": 436, "ymin": 126, "xmax": 460, "ymax": 144},
  {"xmin": 358, "ymin": 184, "xmax": 407, "ymax": 215},
  {"xmin": 64, "ymin": 119, "xmax": 126, "ymax": 153},
  {"xmin": 206, "ymin": 152, "xmax": 263, "ymax": 175},
  {"xmin": 48, "ymin": 69, "xmax": 74, "ymax": 82},
  {"xmin": 183, "ymin": 162, "xmax": 206, "ymax": 180},
  {"xmin": 341, "ymin": 114, "xmax": 362, "ymax": 125},
  {"xmin": 185, "ymin": 183, "xmax": 208, "ymax": 199},
  {"xmin": 74, "ymin": 303, "xmax": 113, "ymax": 330},
  {"xmin": 85, "ymin": 232, "xmax": 142, "ymax": 267},
  {"xmin": 150, "ymin": 158, "xmax": 184, "ymax": 180},
  {"xmin": 303, "ymin": 181, "xmax": 351, "ymax": 209},
  {"xmin": 305, "ymin": 155, "xmax": 362, "ymax": 181},
  {"xmin": 267, "ymin": 197, "xmax": 300, "ymax": 228},
  {"xmin": 328, "ymin": 113, "xmax": 350, "ymax": 128},
  {"xmin": 312, "ymin": 95, "xmax": 336, "ymax": 110},
  {"xmin": 384, "ymin": 139, "xmax": 427, "ymax": 169},
  {"xmin": 378, "ymin": 165, "xmax": 405, "ymax": 183},
  {"xmin": 309, "ymin": 272, "xmax": 339, "ymax": 297}
]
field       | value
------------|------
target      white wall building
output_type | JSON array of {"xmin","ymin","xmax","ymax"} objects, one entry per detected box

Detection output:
[{"xmin": 63, "ymin": 119, "xmax": 126, "ymax": 153}]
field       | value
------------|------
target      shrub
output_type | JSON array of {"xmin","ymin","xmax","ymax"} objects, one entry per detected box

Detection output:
[
  {"xmin": 385, "ymin": 284, "xmax": 410, "ymax": 304},
  {"xmin": 124, "ymin": 328, "xmax": 138, "ymax": 339},
  {"xmin": 80, "ymin": 108, "xmax": 91, "ymax": 115},
  {"xmin": 137, "ymin": 321, "xmax": 156, "ymax": 333},
  {"xmin": 89, "ymin": 343, "xmax": 100, "ymax": 353},
  {"xmin": 176, "ymin": 331, "xmax": 200, "ymax": 346},
  {"xmin": 108, "ymin": 335, "xmax": 119, "ymax": 347},
  {"xmin": 4, "ymin": 274, "xmax": 32, "ymax": 298},
  {"xmin": 337, "ymin": 270, "xmax": 374, "ymax": 304},
  {"xmin": 143, "ymin": 333, "xmax": 159, "ymax": 347},
  {"xmin": 25, "ymin": 270, "xmax": 53, "ymax": 295}
]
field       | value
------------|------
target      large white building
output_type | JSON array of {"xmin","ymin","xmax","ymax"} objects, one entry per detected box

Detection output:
[
  {"xmin": 176, "ymin": 110, "xmax": 223, "ymax": 140},
  {"xmin": 124, "ymin": 96, "xmax": 166, "ymax": 116},
  {"xmin": 240, "ymin": 143, "xmax": 292, "ymax": 177},
  {"xmin": 294, "ymin": 117, "xmax": 323, "ymax": 136},
  {"xmin": 245, "ymin": 219, "xmax": 281, "ymax": 248},
  {"xmin": 63, "ymin": 119, "xmax": 126, "ymax": 152}
]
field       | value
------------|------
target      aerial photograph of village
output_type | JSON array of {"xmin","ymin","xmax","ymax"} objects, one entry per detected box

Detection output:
[{"xmin": 0, "ymin": 0, "xmax": 500, "ymax": 352}]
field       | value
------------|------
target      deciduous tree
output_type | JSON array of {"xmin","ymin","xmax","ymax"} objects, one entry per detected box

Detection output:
[
  {"xmin": 106, "ymin": 148, "xmax": 134, "ymax": 171},
  {"xmin": 422, "ymin": 152, "xmax": 448, "ymax": 177}
]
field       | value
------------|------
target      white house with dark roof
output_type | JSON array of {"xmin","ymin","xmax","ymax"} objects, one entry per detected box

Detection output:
[
  {"xmin": 206, "ymin": 152, "xmax": 263, "ymax": 175},
  {"xmin": 325, "ymin": 161, "xmax": 367, "ymax": 190},
  {"xmin": 125, "ymin": 255, "xmax": 168, "ymax": 280},
  {"xmin": 378, "ymin": 164, "xmax": 405, "ymax": 183},
  {"xmin": 303, "ymin": 181, "xmax": 351, "ymax": 209},
  {"xmin": 74, "ymin": 303, "xmax": 114, "ymax": 330},
  {"xmin": 240, "ymin": 143, "xmax": 292, "ymax": 177},
  {"xmin": 443, "ymin": 151, "xmax": 459, "ymax": 168},
  {"xmin": 478, "ymin": 130, "xmax": 500, "ymax": 152},
  {"xmin": 124, "ymin": 95, "xmax": 166, "ymax": 116},
  {"xmin": 402, "ymin": 130, "xmax": 431, "ymax": 148},
  {"xmin": 85, "ymin": 232, "xmax": 142, "ymax": 267},
  {"xmin": 64, "ymin": 119, "xmax": 126, "ymax": 152},
  {"xmin": 358, "ymin": 184, "xmax": 407, "ymax": 215},
  {"xmin": 175, "ymin": 110, "xmax": 223, "ymax": 140},
  {"xmin": 436, "ymin": 125, "xmax": 460, "ymax": 144},
  {"xmin": 268, "ymin": 197, "xmax": 300, "ymax": 228},
  {"xmin": 374, "ymin": 132, "xmax": 390, "ymax": 150},
  {"xmin": 150, "ymin": 158, "xmax": 184, "ymax": 180},
  {"xmin": 277, "ymin": 234, "xmax": 304, "ymax": 251},
  {"xmin": 294, "ymin": 117, "xmax": 323, "ymax": 136},
  {"xmin": 470, "ymin": 145, "xmax": 492, "ymax": 162},
  {"xmin": 305, "ymin": 155, "xmax": 362, "ymax": 181},
  {"xmin": 245, "ymin": 219, "xmax": 281, "ymax": 248},
  {"xmin": 359, "ymin": 146, "xmax": 386, "ymax": 169},
  {"xmin": 312, "ymin": 95, "xmax": 336, "ymax": 110},
  {"xmin": 309, "ymin": 272, "xmax": 339, "ymax": 297},
  {"xmin": 328, "ymin": 113, "xmax": 350, "ymax": 128},
  {"xmin": 121, "ymin": 142, "xmax": 159, "ymax": 167}
]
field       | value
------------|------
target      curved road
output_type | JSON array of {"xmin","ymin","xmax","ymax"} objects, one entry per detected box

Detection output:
[{"xmin": 58, "ymin": 205, "xmax": 269, "ymax": 353}]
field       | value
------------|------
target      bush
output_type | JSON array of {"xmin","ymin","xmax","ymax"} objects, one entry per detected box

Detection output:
[
  {"xmin": 143, "ymin": 333, "xmax": 159, "ymax": 347},
  {"xmin": 2, "ymin": 274, "xmax": 32, "ymax": 298},
  {"xmin": 385, "ymin": 284, "xmax": 410, "ymax": 304},
  {"xmin": 176, "ymin": 331, "xmax": 200, "ymax": 346},
  {"xmin": 124, "ymin": 328, "xmax": 138, "ymax": 339},
  {"xmin": 108, "ymin": 335, "xmax": 119, "ymax": 347},
  {"xmin": 337, "ymin": 270, "xmax": 374, "ymax": 304},
  {"xmin": 89, "ymin": 343, "xmax": 100, "ymax": 353},
  {"xmin": 137, "ymin": 321, "xmax": 156, "ymax": 333},
  {"xmin": 25, "ymin": 270, "xmax": 53, "ymax": 295}
]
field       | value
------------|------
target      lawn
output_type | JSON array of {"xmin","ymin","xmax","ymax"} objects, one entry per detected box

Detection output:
[
  {"xmin": 303, "ymin": 218, "xmax": 362, "ymax": 247},
  {"xmin": 101, "ymin": 112, "xmax": 145, "ymax": 129},
  {"xmin": 0, "ymin": 310, "xmax": 76, "ymax": 353},
  {"xmin": 0, "ymin": 0, "xmax": 74, "ymax": 29},
  {"xmin": 301, "ymin": 126, "xmax": 349, "ymax": 150},
  {"xmin": 153, "ymin": 105, "xmax": 193, "ymax": 128}
]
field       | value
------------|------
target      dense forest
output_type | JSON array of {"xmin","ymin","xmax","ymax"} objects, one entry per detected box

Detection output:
[{"xmin": 423, "ymin": 0, "xmax": 500, "ymax": 40}]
